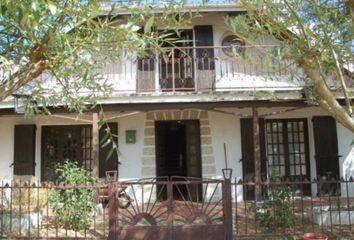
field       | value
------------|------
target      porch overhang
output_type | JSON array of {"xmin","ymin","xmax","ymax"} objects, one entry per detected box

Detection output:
[{"xmin": 0, "ymin": 90, "xmax": 310, "ymax": 116}]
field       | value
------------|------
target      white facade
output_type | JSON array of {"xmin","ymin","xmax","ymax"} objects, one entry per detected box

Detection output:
[
  {"xmin": 0, "ymin": 10, "xmax": 353, "ymax": 201},
  {"xmin": 1, "ymin": 106, "xmax": 353, "ymax": 199}
]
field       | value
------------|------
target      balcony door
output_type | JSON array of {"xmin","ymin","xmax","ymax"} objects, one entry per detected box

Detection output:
[
  {"xmin": 159, "ymin": 25, "xmax": 215, "ymax": 91},
  {"xmin": 160, "ymin": 30, "xmax": 194, "ymax": 91},
  {"xmin": 136, "ymin": 26, "xmax": 215, "ymax": 92}
]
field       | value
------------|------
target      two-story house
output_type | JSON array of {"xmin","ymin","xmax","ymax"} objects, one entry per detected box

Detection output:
[{"xmin": 0, "ymin": 0, "xmax": 353, "ymax": 200}]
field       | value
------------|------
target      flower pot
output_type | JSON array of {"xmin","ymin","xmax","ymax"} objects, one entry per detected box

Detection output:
[{"xmin": 303, "ymin": 233, "xmax": 328, "ymax": 240}]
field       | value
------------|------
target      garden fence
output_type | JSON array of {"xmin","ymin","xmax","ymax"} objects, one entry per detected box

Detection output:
[{"xmin": 0, "ymin": 176, "xmax": 353, "ymax": 239}]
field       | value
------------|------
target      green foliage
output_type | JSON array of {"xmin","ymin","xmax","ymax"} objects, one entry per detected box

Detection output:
[
  {"xmin": 0, "ymin": 0, "xmax": 192, "ymax": 114},
  {"xmin": 228, "ymin": 0, "xmax": 354, "ymax": 132},
  {"xmin": 98, "ymin": 110, "xmax": 120, "ymax": 162},
  {"xmin": 230, "ymin": 0, "xmax": 353, "ymax": 66},
  {"xmin": 251, "ymin": 179, "xmax": 294, "ymax": 231},
  {"xmin": 48, "ymin": 161, "xmax": 96, "ymax": 231}
]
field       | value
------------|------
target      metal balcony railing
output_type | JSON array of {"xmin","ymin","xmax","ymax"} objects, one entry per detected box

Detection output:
[{"xmin": 101, "ymin": 45, "xmax": 306, "ymax": 94}]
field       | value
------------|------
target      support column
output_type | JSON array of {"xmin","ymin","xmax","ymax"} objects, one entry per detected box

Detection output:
[
  {"xmin": 92, "ymin": 113, "xmax": 99, "ymax": 178},
  {"xmin": 222, "ymin": 168, "xmax": 233, "ymax": 240},
  {"xmin": 252, "ymin": 107, "xmax": 262, "ymax": 201},
  {"xmin": 108, "ymin": 183, "xmax": 118, "ymax": 239},
  {"xmin": 167, "ymin": 182, "xmax": 173, "ymax": 240}
]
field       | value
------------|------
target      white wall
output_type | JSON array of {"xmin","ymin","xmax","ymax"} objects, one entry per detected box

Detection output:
[
  {"xmin": 208, "ymin": 111, "xmax": 244, "ymax": 201},
  {"xmin": 1, "ymin": 106, "xmax": 353, "ymax": 197},
  {"xmin": 209, "ymin": 111, "xmax": 242, "ymax": 179},
  {"xmin": 116, "ymin": 112, "xmax": 146, "ymax": 180}
]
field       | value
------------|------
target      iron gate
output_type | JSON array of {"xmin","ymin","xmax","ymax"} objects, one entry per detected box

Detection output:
[{"xmin": 107, "ymin": 176, "xmax": 232, "ymax": 240}]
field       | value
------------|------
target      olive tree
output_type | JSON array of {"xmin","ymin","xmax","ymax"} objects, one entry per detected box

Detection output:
[
  {"xmin": 0, "ymin": 0, "xmax": 189, "ymax": 113},
  {"xmin": 229, "ymin": 0, "xmax": 354, "ymax": 132}
]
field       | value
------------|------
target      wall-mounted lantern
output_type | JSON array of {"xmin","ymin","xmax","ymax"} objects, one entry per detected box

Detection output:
[{"xmin": 12, "ymin": 94, "xmax": 30, "ymax": 114}]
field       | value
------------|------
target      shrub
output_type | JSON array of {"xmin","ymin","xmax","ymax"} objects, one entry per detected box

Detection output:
[
  {"xmin": 48, "ymin": 161, "xmax": 96, "ymax": 231},
  {"xmin": 251, "ymin": 178, "xmax": 294, "ymax": 231}
]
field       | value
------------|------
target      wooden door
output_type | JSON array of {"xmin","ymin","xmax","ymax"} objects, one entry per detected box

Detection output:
[
  {"xmin": 185, "ymin": 120, "xmax": 202, "ymax": 201},
  {"xmin": 155, "ymin": 121, "xmax": 186, "ymax": 177},
  {"xmin": 185, "ymin": 121, "xmax": 202, "ymax": 178},
  {"xmin": 155, "ymin": 120, "xmax": 202, "ymax": 201},
  {"xmin": 155, "ymin": 122, "xmax": 168, "ymax": 178}
]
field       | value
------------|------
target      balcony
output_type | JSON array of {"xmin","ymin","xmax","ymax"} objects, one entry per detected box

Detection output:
[{"xmin": 101, "ymin": 46, "xmax": 306, "ymax": 95}]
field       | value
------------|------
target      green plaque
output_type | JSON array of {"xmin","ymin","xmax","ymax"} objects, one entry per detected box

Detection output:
[{"xmin": 126, "ymin": 130, "xmax": 136, "ymax": 144}]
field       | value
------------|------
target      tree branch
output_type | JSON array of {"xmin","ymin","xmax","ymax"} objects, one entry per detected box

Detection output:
[
  {"xmin": 0, "ymin": 60, "xmax": 52, "ymax": 102},
  {"xmin": 300, "ymin": 59, "xmax": 354, "ymax": 132}
]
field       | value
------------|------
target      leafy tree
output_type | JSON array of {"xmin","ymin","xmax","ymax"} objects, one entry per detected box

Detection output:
[
  {"xmin": 0, "ymin": 0, "xmax": 189, "ymax": 113},
  {"xmin": 229, "ymin": 0, "xmax": 354, "ymax": 132}
]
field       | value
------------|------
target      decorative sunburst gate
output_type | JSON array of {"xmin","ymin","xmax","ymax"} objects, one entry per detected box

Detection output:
[{"xmin": 107, "ymin": 173, "xmax": 233, "ymax": 240}]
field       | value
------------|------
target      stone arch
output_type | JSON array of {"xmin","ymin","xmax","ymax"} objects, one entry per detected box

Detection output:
[{"xmin": 141, "ymin": 110, "xmax": 216, "ymax": 178}]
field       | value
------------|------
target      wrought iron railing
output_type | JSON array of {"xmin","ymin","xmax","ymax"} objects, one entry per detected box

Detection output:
[
  {"xmin": 0, "ymin": 176, "xmax": 353, "ymax": 239},
  {"xmin": 101, "ymin": 45, "xmax": 305, "ymax": 94},
  {"xmin": 233, "ymin": 177, "xmax": 354, "ymax": 239},
  {"xmin": 0, "ymin": 180, "xmax": 109, "ymax": 239}
]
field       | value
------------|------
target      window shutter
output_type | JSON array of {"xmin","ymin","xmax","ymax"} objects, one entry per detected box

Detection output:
[
  {"xmin": 240, "ymin": 118, "xmax": 266, "ymax": 200},
  {"xmin": 313, "ymin": 116, "xmax": 339, "ymax": 178},
  {"xmin": 137, "ymin": 54, "xmax": 155, "ymax": 71},
  {"xmin": 99, "ymin": 122, "xmax": 119, "ymax": 178},
  {"xmin": 137, "ymin": 28, "xmax": 155, "ymax": 71},
  {"xmin": 13, "ymin": 125, "xmax": 36, "ymax": 176}
]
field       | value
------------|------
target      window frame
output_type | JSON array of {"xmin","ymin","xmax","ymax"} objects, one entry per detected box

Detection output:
[
  {"xmin": 264, "ymin": 118, "xmax": 310, "ymax": 180},
  {"xmin": 221, "ymin": 34, "xmax": 245, "ymax": 58},
  {"xmin": 41, "ymin": 125, "xmax": 93, "ymax": 181}
]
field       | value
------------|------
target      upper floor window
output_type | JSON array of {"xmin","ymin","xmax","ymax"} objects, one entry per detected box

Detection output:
[{"xmin": 221, "ymin": 35, "xmax": 245, "ymax": 57}]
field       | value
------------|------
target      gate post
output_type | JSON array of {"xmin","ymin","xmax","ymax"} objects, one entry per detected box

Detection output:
[
  {"xmin": 167, "ymin": 181, "xmax": 173, "ymax": 240},
  {"xmin": 222, "ymin": 168, "xmax": 233, "ymax": 240},
  {"xmin": 108, "ymin": 183, "xmax": 118, "ymax": 240}
]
